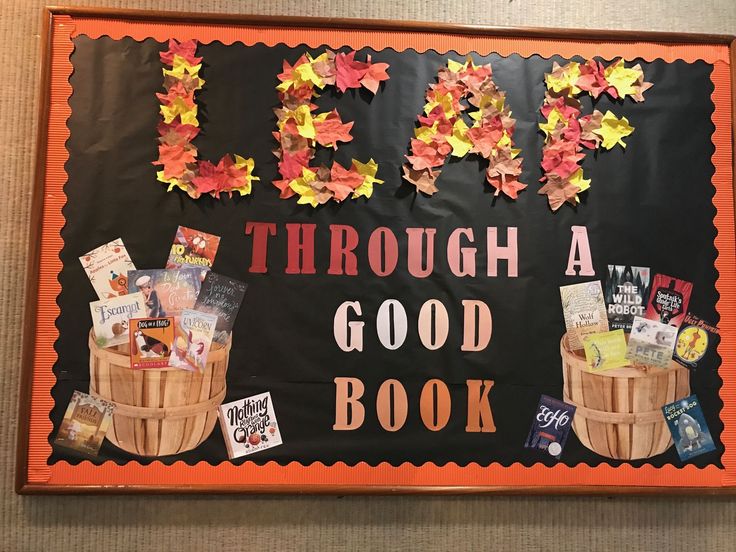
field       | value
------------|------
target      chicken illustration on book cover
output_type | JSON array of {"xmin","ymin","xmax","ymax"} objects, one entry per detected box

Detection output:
[
  {"xmin": 79, "ymin": 238, "xmax": 136, "ymax": 300},
  {"xmin": 129, "ymin": 317, "xmax": 175, "ymax": 369},
  {"xmin": 169, "ymin": 309, "xmax": 218, "ymax": 372}
]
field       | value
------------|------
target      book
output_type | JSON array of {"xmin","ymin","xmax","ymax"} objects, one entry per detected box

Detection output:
[
  {"xmin": 129, "ymin": 317, "xmax": 175, "ymax": 369},
  {"xmin": 582, "ymin": 329, "xmax": 628, "ymax": 372},
  {"xmin": 218, "ymin": 392, "xmax": 283, "ymax": 459},
  {"xmin": 169, "ymin": 309, "xmax": 218, "ymax": 372},
  {"xmin": 166, "ymin": 225, "xmax": 221, "ymax": 274},
  {"xmin": 127, "ymin": 268, "xmax": 201, "ymax": 318},
  {"xmin": 674, "ymin": 313, "xmax": 720, "ymax": 369},
  {"xmin": 645, "ymin": 273, "xmax": 693, "ymax": 328},
  {"xmin": 54, "ymin": 391, "xmax": 114, "ymax": 456},
  {"xmin": 560, "ymin": 280, "xmax": 609, "ymax": 350},
  {"xmin": 524, "ymin": 395, "xmax": 576, "ymax": 459},
  {"xmin": 604, "ymin": 265, "xmax": 650, "ymax": 331},
  {"xmin": 193, "ymin": 272, "xmax": 248, "ymax": 333},
  {"xmin": 662, "ymin": 394, "xmax": 716, "ymax": 461},
  {"xmin": 79, "ymin": 238, "xmax": 136, "ymax": 300},
  {"xmin": 89, "ymin": 292, "xmax": 146, "ymax": 348},
  {"xmin": 626, "ymin": 316, "xmax": 678, "ymax": 368}
]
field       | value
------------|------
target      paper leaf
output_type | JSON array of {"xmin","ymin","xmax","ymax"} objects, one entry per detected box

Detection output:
[
  {"xmin": 160, "ymin": 39, "xmax": 202, "ymax": 66},
  {"xmin": 402, "ymin": 165, "xmax": 439, "ymax": 196},
  {"xmin": 335, "ymin": 51, "xmax": 369, "ymax": 92},
  {"xmin": 313, "ymin": 110, "xmax": 355, "ymax": 149},
  {"xmin": 361, "ymin": 60, "xmax": 390, "ymax": 94},
  {"xmin": 153, "ymin": 144, "xmax": 197, "ymax": 179},
  {"xmin": 593, "ymin": 111, "xmax": 634, "ymax": 149}
]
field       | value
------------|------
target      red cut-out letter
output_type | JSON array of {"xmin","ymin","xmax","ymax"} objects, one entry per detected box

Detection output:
[
  {"xmin": 285, "ymin": 223, "xmax": 316, "ymax": 275},
  {"xmin": 327, "ymin": 224, "xmax": 359, "ymax": 276},
  {"xmin": 244, "ymin": 222, "xmax": 276, "ymax": 273},
  {"xmin": 367, "ymin": 227, "xmax": 399, "ymax": 277},
  {"xmin": 406, "ymin": 228, "xmax": 436, "ymax": 278}
]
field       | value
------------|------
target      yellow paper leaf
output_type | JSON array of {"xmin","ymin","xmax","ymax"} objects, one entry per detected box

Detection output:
[
  {"xmin": 415, "ymin": 120, "xmax": 439, "ymax": 144},
  {"xmin": 604, "ymin": 59, "xmax": 641, "ymax": 99},
  {"xmin": 569, "ymin": 168, "xmax": 591, "ymax": 194},
  {"xmin": 447, "ymin": 59, "xmax": 468, "ymax": 73},
  {"xmin": 293, "ymin": 105, "xmax": 316, "ymax": 140},
  {"xmin": 539, "ymin": 108, "xmax": 566, "ymax": 138},
  {"xmin": 545, "ymin": 62, "xmax": 581, "ymax": 95},
  {"xmin": 160, "ymin": 98, "xmax": 199, "ymax": 126},
  {"xmin": 593, "ymin": 111, "xmax": 635, "ymax": 149},
  {"xmin": 446, "ymin": 119, "xmax": 472, "ymax": 157},
  {"xmin": 352, "ymin": 158, "xmax": 384, "ymax": 198},
  {"xmin": 294, "ymin": 61, "xmax": 324, "ymax": 89}
]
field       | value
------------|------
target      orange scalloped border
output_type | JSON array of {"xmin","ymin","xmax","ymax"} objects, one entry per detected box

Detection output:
[{"xmin": 25, "ymin": 14, "xmax": 734, "ymax": 490}]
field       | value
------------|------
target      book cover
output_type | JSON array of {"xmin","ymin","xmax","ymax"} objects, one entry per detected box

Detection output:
[
  {"xmin": 193, "ymin": 272, "xmax": 248, "ymax": 333},
  {"xmin": 674, "ymin": 313, "xmax": 720, "ymax": 369},
  {"xmin": 582, "ymin": 329, "xmax": 628, "ymax": 372},
  {"xmin": 645, "ymin": 273, "xmax": 693, "ymax": 328},
  {"xmin": 165, "ymin": 225, "xmax": 221, "ymax": 273},
  {"xmin": 89, "ymin": 292, "xmax": 146, "ymax": 348},
  {"xmin": 604, "ymin": 265, "xmax": 650, "ymax": 331},
  {"xmin": 169, "ymin": 309, "xmax": 218, "ymax": 372},
  {"xmin": 79, "ymin": 238, "xmax": 136, "ymax": 300},
  {"xmin": 54, "ymin": 391, "xmax": 114, "ymax": 456},
  {"xmin": 128, "ymin": 268, "xmax": 201, "ymax": 317},
  {"xmin": 662, "ymin": 394, "xmax": 716, "ymax": 461},
  {"xmin": 626, "ymin": 316, "xmax": 678, "ymax": 368},
  {"xmin": 524, "ymin": 395, "xmax": 576, "ymax": 459},
  {"xmin": 129, "ymin": 317, "xmax": 175, "ymax": 369},
  {"xmin": 560, "ymin": 280, "xmax": 609, "ymax": 350},
  {"xmin": 218, "ymin": 392, "xmax": 283, "ymax": 459}
]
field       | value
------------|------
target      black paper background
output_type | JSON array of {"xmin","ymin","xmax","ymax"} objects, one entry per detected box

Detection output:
[{"xmin": 49, "ymin": 36, "xmax": 723, "ymax": 469}]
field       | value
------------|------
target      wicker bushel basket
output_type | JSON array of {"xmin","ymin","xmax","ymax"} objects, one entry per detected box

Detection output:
[
  {"xmin": 88, "ymin": 330, "xmax": 231, "ymax": 457},
  {"xmin": 560, "ymin": 332, "xmax": 690, "ymax": 460}
]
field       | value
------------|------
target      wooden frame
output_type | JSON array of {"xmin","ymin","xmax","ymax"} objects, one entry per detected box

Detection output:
[{"xmin": 16, "ymin": 6, "xmax": 736, "ymax": 494}]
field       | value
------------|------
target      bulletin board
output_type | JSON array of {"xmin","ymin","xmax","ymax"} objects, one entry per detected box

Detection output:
[{"xmin": 16, "ymin": 7, "xmax": 736, "ymax": 494}]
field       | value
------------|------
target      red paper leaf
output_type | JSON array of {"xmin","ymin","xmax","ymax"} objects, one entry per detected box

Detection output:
[
  {"xmin": 314, "ymin": 110, "xmax": 355, "ymax": 149},
  {"xmin": 278, "ymin": 150, "xmax": 312, "ymax": 181},
  {"xmin": 157, "ymin": 118, "xmax": 201, "ymax": 145},
  {"xmin": 335, "ymin": 51, "xmax": 369, "ymax": 93},
  {"xmin": 405, "ymin": 139, "xmax": 447, "ymax": 171},
  {"xmin": 190, "ymin": 161, "xmax": 224, "ymax": 194},
  {"xmin": 154, "ymin": 144, "xmax": 197, "ymax": 179},
  {"xmin": 360, "ymin": 58, "xmax": 390, "ymax": 94},
  {"xmin": 160, "ymin": 39, "xmax": 202, "ymax": 66}
]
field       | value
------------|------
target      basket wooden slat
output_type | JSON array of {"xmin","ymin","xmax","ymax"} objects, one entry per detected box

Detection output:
[{"xmin": 88, "ymin": 330, "xmax": 230, "ymax": 457}]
